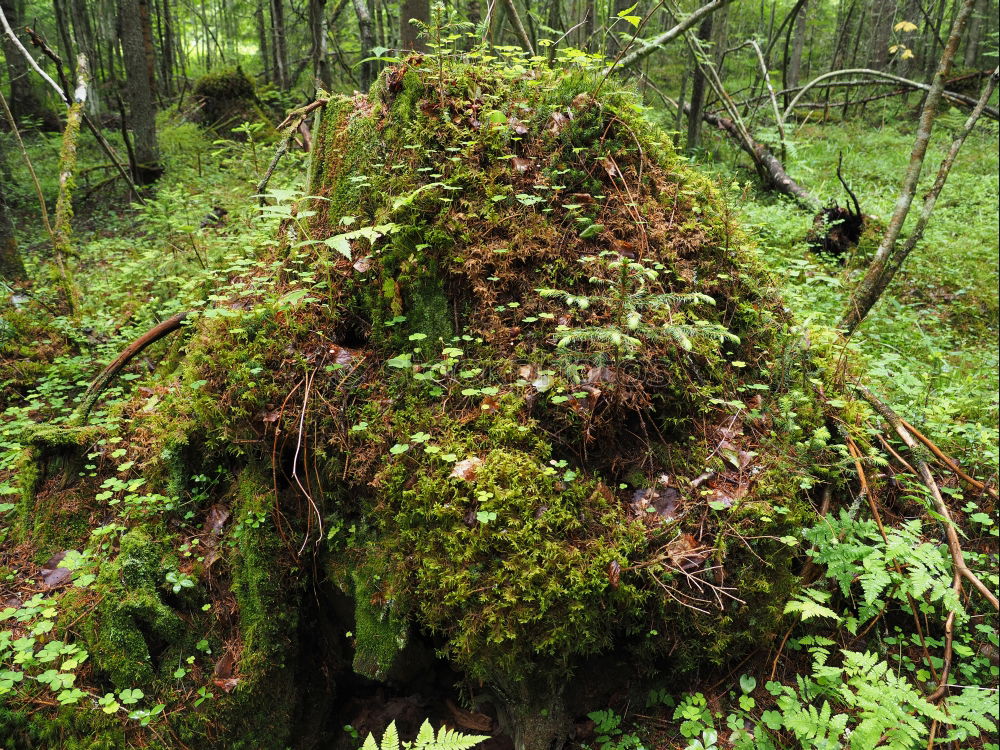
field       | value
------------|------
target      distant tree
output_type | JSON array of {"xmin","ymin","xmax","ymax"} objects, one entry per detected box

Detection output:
[
  {"xmin": 118, "ymin": 0, "xmax": 162, "ymax": 183},
  {"xmin": 0, "ymin": 0, "xmax": 59, "ymax": 129},
  {"xmin": 399, "ymin": 0, "xmax": 429, "ymax": 52}
]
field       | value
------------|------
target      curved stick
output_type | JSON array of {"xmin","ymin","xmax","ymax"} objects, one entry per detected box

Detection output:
[
  {"xmin": 781, "ymin": 68, "xmax": 999, "ymax": 126},
  {"xmin": 70, "ymin": 312, "xmax": 190, "ymax": 425}
]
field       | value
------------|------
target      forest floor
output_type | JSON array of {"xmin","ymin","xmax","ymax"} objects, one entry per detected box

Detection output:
[{"xmin": 1, "ymin": 96, "xmax": 997, "ymax": 747}]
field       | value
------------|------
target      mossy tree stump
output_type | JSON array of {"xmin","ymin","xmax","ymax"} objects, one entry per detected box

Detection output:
[{"xmin": 6, "ymin": 60, "xmax": 846, "ymax": 750}]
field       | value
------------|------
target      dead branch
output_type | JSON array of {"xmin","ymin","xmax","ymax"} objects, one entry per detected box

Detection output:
[
  {"xmin": 899, "ymin": 418, "xmax": 998, "ymax": 500},
  {"xmin": 782, "ymin": 68, "xmax": 999, "ymax": 125},
  {"xmin": 858, "ymin": 385, "xmax": 999, "ymax": 611},
  {"xmin": 70, "ymin": 312, "xmax": 191, "ymax": 425}
]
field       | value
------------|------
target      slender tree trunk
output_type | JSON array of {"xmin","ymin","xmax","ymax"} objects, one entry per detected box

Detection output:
[
  {"xmin": 963, "ymin": 0, "xmax": 985, "ymax": 66},
  {"xmin": 867, "ymin": 0, "xmax": 898, "ymax": 69},
  {"xmin": 0, "ymin": 0, "xmax": 59, "ymax": 129},
  {"xmin": 118, "ymin": 0, "xmax": 162, "ymax": 183},
  {"xmin": 787, "ymin": 0, "xmax": 809, "ymax": 88},
  {"xmin": 159, "ymin": 0, "xmax": 175, "ymax": 97},
  {"xmin": 270, "ymin": 0, "xmax": 289, "ymax": 89},
  {"xmin": 53, "ymin": 0, "xmax": 77, "ymax": 80},
  {"xmin": 257, "ymin": 0, "xmax": 271, "ymax": 83},
  {"xmin": 352, "ymin": 0, "xmax": 375, "ymax": 91},
  {"xmin": 400, "ymin": 0, "xmax": 429, "ymax": 51},
  {"xmin": 138, "ymin": 0, "xmax": 157, "ymax": 99},
  {"xmin": 842, "ymin": 0, "xmax": 978, "ymax": 333},
  {"xmin": 686, "ymin": 15, "xmax": 713, "ymax": 151},
  {"xmin": 0, "ymin": 145, "xmax": 26, "ymax": 282},
  {"xmin": 849, "ymin": 68, "xmax": 997, "ymax": 322},
  {"xmin": 310, "ymin": 0, "xmax": 332, "ymax": 87}
]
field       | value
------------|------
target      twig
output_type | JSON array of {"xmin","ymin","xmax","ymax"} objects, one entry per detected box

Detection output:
[{"xmin": 858, "ymin": 385, "xmax": 999, "ymax": 610}]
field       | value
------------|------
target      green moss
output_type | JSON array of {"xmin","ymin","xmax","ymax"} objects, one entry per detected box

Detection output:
[{"xmin": 84, "ymin": 529, "xmax": 184, "ymax": 688}]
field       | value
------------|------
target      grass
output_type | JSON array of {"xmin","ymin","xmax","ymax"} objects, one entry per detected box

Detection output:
[{"xmin": 683, "ymin": 103, "xmax": 999, "ymax": 477}]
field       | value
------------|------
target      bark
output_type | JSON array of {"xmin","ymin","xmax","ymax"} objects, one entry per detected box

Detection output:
[
  {"xmin": 159, "ymin": 0, "xmax": 175, "ymax": 97},
  {"xmin": 53, "ymin": 0, "xmax": 76, "ymax": 80},
  {"xmin": 787, "ymin": 0, "xmax": 808, "ymax": 88},
  {"xmin": 867, "ymin": 0, "xmax": 898, "ymax": 69},
  {"xmin": 399, "ymin": 0, "xmax": 428, "ymax": 51},
  {"xmin": 138, "ymin": 0, "xmax": 157, "ymax": 98},
  {"xmin": 0, "ymin": 0, "xmax": 59, "ymax": 129},
  {"xmin": 118, "ymin": 0, "xmax": 162, "ymax": 183},
  {"xmin": 843, "ymin": 68, "xmax": 997, "ymax": 330},
  {"xmin": 782, "ymin": 68, "xmax": 999, "ymax": 120},
  {"xmin": 256, "ymin": 0, "xmax": 271, "ymax": 83},
  {"xmin": 963, "ymin": 0, "xmax": 985, "ymax": 66},
  {"xmin": 502, "ymin": 0, "xmax": 534, "ymax": 55},
  {"xmin": 352, "ymin": 0, "xmax": 375, "ymax": 91},
  {"xmin": 841, "ymin": 0, "xmax": 978, "ymax": 333}
]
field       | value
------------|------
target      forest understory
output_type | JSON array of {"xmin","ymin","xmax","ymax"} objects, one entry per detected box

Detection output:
[{"xmin": 0, "ymin": 2, "xmax": 998, "ymax": 749}]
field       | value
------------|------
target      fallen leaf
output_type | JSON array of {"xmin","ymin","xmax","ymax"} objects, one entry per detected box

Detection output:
[
  {"xmin": 608, "ymin": 560, "xmax": 621, "ymax": 588},
  {"xmin": 204, "ymin": 505, "xmax": 230, "ymax": 536},
  {"xmin": 449, "ymin": 457, "xmax": 483, "ymax": 481},
  {"xmin": 445, "ymin": 698, "xmax": 493, "ymax": 732},
  {"xmin": 353, "ymin": 256, "xmax": 373, "ymax": 273},
  {"xmin": 213, "ymin": 677, "xmax": 239, "ymax": 693},
  {"xmin": 40, "ymin": 567, "xmax": 73, "ymax": 589},
  {"xmin": 511, "ymin": 156, "xmax": 533, "ymax": 173}
]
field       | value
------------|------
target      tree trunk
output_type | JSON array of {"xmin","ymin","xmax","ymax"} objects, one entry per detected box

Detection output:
[
  {"xmin": 963, "ymin": 0, "xmax": 985, "ymax": 66},
  {"xmin": 310, "ymin": 0, "xmax": 332, "ymax": 87},
  {"xmin": 686, "ymin": 15, "xmax": 713, "ymax": 151},
  {"xmin": 53, "ymin": 0, "xmax": 77, "ymax": 80},
  {"xmin": 138, "ymin": 0, "xmax": 157, "ymax": 100},
  {"xmin": 352, "ymin": 0, "xmax": 375, "ymax": 91},
  {"xmin": 118, "ymin": 0, "xmax": 162, "ymax": 183},
  {"xmin": 270, "ymin": 0, "xmax": 289, "ymax": 89},
  {"xmin": 842, "ymin": 0, "xmax": 977, "ymax": 333},
  {"xmin": 158, "ymin": 0, "xmax": 175, "ymax": 97},
  {"xmin": 867, "ymin": 0, "xmax": 897, "ymax": 69},
  {"xmin": 256, "ymin": 0, "xmax": 271, "ymax": 84},
  {"xmin": 0, "ymin": 146, "xmax": 26, "ymax": 282},
  {"xmin": 0, "ymin": 0, "xmax": 59, "ymax": 129},
  {"xmin": 787, "ymin": 0, "xmax": 808, "ymax": 88},
  {"xmin": 399, "ymin": 0, "xmax": 428, "ymax": 51}
]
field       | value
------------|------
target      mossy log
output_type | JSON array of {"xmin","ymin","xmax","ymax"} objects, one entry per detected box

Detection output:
[{"xmin": 4, "ymin": 60, "xmax": 854, "ymax": 750}]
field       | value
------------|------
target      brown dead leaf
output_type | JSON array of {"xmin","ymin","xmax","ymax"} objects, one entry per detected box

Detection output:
[
  {"xmin": 213, "ymin": 677, "xmax": 240, "ymax": 693},
  {"xmin": 507, "ymin": 116, "xmax": 528, "ymax": 135},
  {"xmin": 449, "ymin": 457, "xmax": 483, "ymax": 482},
  {"xmin": 666, "ymin": 533, "xmax": 710, "ymax": 572},
  {"xmin": 608, "ymin": 560, "xmax": 621, "ymax": 588},
  {"xmin": 204, "ymin": 505, "xmax": 230, "ymax": 536},
  {"xmin": 445, "ymin": 698, "xmax": 493, "ymax": 733},
  {"xmin": 329, "ymin": 345, "xmax": 356, "ymax": 365},
  {"xmin": 353, "ymin": 256, "xmax": 373, "ymax": 273},
  {"xmin": 548, "ymin": 110, "xmax": 570, "ymax": 135},
  {"xmin": 511, "ymin": 156, "xmax": 533, "ymax": 173}
]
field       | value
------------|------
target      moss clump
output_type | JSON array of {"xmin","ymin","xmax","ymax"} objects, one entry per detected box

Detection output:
[
  {"xmin": 191, "ymin": 68, "xmax": 271, "ymax": 136},
  {"xmin": 6, "ymin": 58, "xmax": 844, "ymax": 749},
  {"xmin": 84, "ymin": 529, "xmax": 185, "ymax": 688}
]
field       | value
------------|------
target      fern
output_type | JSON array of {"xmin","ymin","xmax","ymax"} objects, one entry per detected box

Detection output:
[{"xmin": 361, "ymin": 720, "xmax": 489, "ymax": 750}]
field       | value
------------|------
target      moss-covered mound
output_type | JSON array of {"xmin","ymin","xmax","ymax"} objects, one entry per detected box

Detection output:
[
  {"xmin": 191, "ymin": 68, "xmax": 271, "ymax": 135},
  {"xmin": 3, "ymin": 60, "xmax": 846, "ymax": 749}
]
